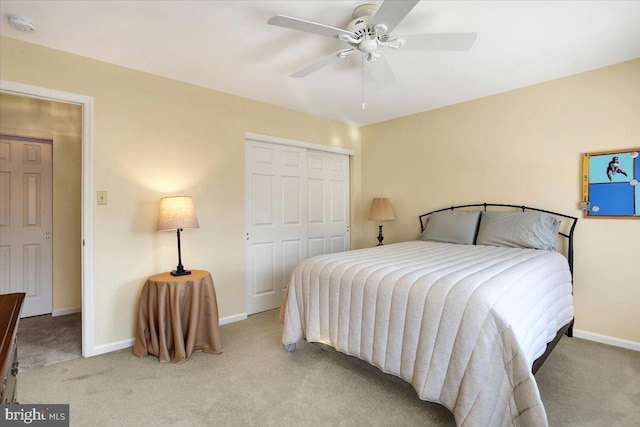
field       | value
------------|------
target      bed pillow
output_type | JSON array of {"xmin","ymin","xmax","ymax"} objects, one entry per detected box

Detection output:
[
  {"xmin": 475, "ymin": 211, "xmax": 561, "ymax": 251},
  {"xmin": 420, "ymin": 211, "xmax": 481, "ymax": 245}
]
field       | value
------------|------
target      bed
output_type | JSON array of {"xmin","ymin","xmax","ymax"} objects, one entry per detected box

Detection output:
[{"xmin": 280, "ymin": 203, "xmax": 577, "ymax": 427}]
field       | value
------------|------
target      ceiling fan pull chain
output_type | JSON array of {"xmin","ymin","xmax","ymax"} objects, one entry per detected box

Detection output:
[{"xmin": 361, "ymin": 53, "xmax": 366, "ymax": 110}]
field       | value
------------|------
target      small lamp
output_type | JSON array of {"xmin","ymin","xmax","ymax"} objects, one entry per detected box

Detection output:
[
  {"xmin": 368, "ymin": 196, "xmax": 395, "ymax": 246},
  {"xmin": 157, "ymin": 196, "xmax": 200, "ymax": 276}
]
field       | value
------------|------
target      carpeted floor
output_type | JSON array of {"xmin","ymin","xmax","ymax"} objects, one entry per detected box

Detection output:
[
  {"xmin": 18, "ymin": 312, "xmax": 82, "ymax": 372},
  {"xmin": 17, "ymin": 310, "xmax": 640, "ymax": 426}
]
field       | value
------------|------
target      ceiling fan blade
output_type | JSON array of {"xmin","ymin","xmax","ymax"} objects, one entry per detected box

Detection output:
[
  {"xmin": 398, "ymin": 33, "xmax": 478, "ymax": 51},
  {"xmin": 370, "ymin": 0, "xmax": 420, "ymax": 34},
  {"xmin": 268, "ymin": 15, "xmax": 355, "ymax": 39},
  {"xmin": 291, "ymin": 50, "xmax": 351, "ymax": 78},
  {"xmin": 367, "ymin": 53, "xmax": 396, "ymax": 86}
]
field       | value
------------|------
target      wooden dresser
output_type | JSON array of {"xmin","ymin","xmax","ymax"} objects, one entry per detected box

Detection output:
[{"xmin": 0, "ymin": 293, "xmax": 25, "ymax": 404}]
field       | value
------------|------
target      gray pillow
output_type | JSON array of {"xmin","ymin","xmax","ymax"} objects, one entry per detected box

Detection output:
[
  {"xmin": 420, "ymin": 211, "xmax": 481, "ymax": 245},
  {"xmin": 476, "ymin": 211, "xmax": 561, "ymax": 251}
]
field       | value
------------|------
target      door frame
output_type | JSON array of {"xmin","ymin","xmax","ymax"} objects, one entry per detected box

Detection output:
[
  {"xmin": 1, "ymin": 80, "xmax": 95, "ymax": 357},
  {"xmin": 244, "ymin": 132, "xmax": 353, "ymax": 314},
  {"xmin": 245, "ymin": 132, "xmax": 354, "ymax": 157}
]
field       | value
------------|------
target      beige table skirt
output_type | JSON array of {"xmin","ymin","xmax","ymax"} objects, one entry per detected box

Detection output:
[{"xmin": 133, "ymin": 270, "xmax": 223, "ymax": 363}]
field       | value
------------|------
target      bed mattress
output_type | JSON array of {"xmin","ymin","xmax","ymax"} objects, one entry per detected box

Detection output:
[{"xmin": 280, "ymin": 240, "xmax": 574, "ymax": 427}]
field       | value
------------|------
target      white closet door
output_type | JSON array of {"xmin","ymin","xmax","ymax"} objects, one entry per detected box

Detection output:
[
  {"xmin": 0, "ymin": 137, "xmax": 53, "ymax": 317},
  {"xmin": 307, "ymin": 150, "xmax": 350, "ymax": 257},
  {"xmin": 245, "ymin": 140, "xmax": 307, "ymax": 315},
  {"xmin": 245, "ymin": 139, "xmax": 350, "ymax": 315}
]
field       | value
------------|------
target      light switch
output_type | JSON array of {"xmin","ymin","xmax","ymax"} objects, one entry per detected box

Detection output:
[{"xmin": 97, "ymin": 191, "xmax": 108, "ymax": 205}]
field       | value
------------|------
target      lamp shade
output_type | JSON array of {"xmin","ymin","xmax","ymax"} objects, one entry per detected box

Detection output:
[
  {"xmin": 368, "ymin": 197, "xmax": 396, "ymax": 222},
  {"xmin": 157, "ymin": 196, "xmax": 200, "ymax": 231}
]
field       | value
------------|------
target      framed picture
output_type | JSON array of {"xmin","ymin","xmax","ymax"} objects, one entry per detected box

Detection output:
[{"xmin": 581, "ymin": 148, "xmax": 640, "ymax": 218}]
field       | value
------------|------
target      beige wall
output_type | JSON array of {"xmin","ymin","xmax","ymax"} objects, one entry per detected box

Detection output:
[
  {"xmin": 0, "ymin": 93, "xmax": 82, "ymax": 313},
  {"xmin": 0, "ymin": 36, "xmax": 362, "ymax": 348},
  {"xmin": 2, "ymin": 34, "xmax": 636, "ymax": 349},
  {"xmin": 361, "ymin": 59, "xmax": 640, "ymax": 343}
]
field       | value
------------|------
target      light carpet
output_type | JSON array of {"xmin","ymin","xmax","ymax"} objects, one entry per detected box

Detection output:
[
  {"xmin": 18, "ymin": 312, "xmax": 82, "ymax": 372},
  {"xmin": 18, "ymin": 310, "xmax": 640, "ymax": 426}
]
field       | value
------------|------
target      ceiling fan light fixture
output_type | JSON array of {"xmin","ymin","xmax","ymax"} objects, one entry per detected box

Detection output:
[
  {"xmin": 338, "ymin": 33, "xmax": 360, "ymax": 44},
  {"xmin": 380, "ymin": 37, "xmax": 404, "ymax": 49},
  {"xmin": 360, "ymin": 38, "xmax": 378, "ymax": 54},
  {"xmin": 373, "ymin": 23, "xmax": 388, "ymax": 36},
  {"xmin": 337, "ymin": 49, "xmax": 354, "ymax": 58}
]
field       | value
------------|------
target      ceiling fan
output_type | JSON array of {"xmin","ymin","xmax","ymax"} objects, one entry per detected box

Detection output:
[{"xmin": 267, "ymin": 0, "xmax": 477, "ymax": 86}]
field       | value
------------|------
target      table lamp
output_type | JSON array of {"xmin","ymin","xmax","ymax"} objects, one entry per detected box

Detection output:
[
  {"xmin": 157, "ymin": 196, "xmax": 200, "ymax": 276},
  {"xmin": 368, "ymin": 196, "xmax": 395, "ymax": 246}
]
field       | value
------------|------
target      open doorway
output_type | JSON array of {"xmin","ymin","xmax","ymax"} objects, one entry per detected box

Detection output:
[
  {"xmin": 0, "ymin": 80, "xmax": 95, "ymax": 359},
  {"xmin": 0, "ymin": 94, "xmax": 82, "ymax": 370}
]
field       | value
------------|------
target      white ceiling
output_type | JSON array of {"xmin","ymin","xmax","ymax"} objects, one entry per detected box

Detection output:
[{"xmin": 1, "ymin": 1, "xmax": 639, "ymax": 126}]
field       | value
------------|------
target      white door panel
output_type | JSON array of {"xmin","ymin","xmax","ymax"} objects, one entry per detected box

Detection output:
[
  {"xmin": 252, "ymin": 242, "xmax": 276, "ymax": 295},
  {"xmin": 0, "ymin": 137, "xmax": 53, "ymax": 317},
  {"xmin": 308, "ymin": 237, "xmax": 325, "ymax": 258},
  {"xmin": 330, "ymin": 235, "xmax": 346, "ymax": 253}
]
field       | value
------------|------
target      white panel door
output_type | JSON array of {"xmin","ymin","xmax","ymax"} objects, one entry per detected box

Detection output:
[
  {"xmin": 245, "ymin": 140, "xmax": 307, "ymax": 315},
  {"xmin": 0, "ymin": 137, "xmax": 53, "ymax": 317},
  {"xmin": 307, "ymin": 150, "xmax": 350, "ymax": 257}
]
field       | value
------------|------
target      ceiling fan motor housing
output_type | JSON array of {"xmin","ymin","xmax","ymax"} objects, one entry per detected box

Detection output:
[
  {"xmin": 346, "ymin": 14, "xmax": 375, "ymax": 41},
  {"xmin": 344, "ymin": 6, "xmax": 399, "ymax": 61}
]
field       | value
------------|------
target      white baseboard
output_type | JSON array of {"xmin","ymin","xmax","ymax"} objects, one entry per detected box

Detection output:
[
  {"xmin": 52, "ymin": 307, "xmax": 82, "ymax": 317},
  {"xmin": 219, "ymin": 312, "xmax": 248, "ymax": 325},
  {"xmin": 85, "ymin": 313, "xmax": 249, "ymax": 357},
  {"xmin": 573, "ymin": 329, "xmax": 640, "ymax": 352},
  {"xmin": 84, "ymin": 317, "xmax": 639, "ymax": 358},
  {"xmin": 89, "ymin": 338, "xmax": 135, "ymax": 357}
]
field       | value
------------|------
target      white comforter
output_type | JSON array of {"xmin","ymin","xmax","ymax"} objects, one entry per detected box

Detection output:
[{"xmin": 280, "ymin": 241, "xmax": 574, "ymax": 427}]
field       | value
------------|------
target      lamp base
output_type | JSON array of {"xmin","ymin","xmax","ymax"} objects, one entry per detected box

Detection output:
[
  {"xmin": 170, "ymin": 269, "xmax": 191, "ymax": 277},
  {"xmin": 376, "ymin": 224, "xmax": 384, "ymax": 246}
]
